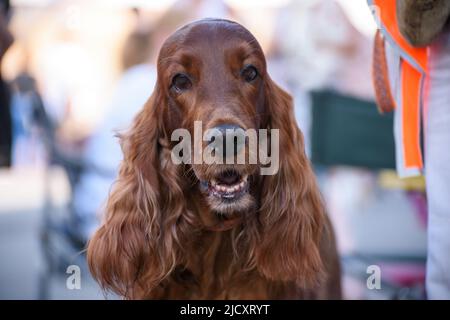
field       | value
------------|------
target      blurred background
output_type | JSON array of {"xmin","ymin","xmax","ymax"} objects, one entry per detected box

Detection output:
[{"xmin": 0, "ymin": 0, "xmax": 427, "ymax": 299}]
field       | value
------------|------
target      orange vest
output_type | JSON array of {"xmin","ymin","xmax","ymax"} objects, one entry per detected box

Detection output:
[{"xmin": 370, "ymin": 0, "xmax": 429, "ymax": 177}]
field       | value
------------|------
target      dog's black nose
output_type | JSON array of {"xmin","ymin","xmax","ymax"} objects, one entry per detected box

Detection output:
[{"xmin": 207, "ymin": 124, "xmax": 245, "ymax": 158}]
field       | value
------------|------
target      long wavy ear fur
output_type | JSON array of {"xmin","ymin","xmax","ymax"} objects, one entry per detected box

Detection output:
[
  {"xmin": 256, "ymin": 78, "xmax": 326, "ymax": 288},
  {"xmin": 87, "ymin": 88, "xmax": 190, "ymax": 298}
]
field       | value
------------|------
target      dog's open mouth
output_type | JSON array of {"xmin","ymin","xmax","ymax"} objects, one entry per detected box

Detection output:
[{"xmin": 206, "ymin": 170, "xmax": 249, "ymax": 200}]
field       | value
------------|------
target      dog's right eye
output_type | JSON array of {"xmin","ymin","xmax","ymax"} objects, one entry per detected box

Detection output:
[
  {"xmin": 171, "ymin": 73, "xmax": 192, "ymax": 93},
  {"xmin": 241, "ymin": 65, "xmax": 259, "ymax": 83}
]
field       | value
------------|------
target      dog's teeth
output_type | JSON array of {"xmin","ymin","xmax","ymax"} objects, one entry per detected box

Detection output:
[{"xmin": 210, "ymin": 176, "xmax": 249, "ymax": 195}]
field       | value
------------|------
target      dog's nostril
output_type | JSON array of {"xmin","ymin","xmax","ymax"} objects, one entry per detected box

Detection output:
[{"xmin": 208, "ymin": 124, "xmax": 245, "ymax": 158}]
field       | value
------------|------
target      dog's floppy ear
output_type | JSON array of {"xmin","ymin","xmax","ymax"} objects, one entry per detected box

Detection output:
[
  {"xmin": 255, "ymin": 77, "xmax": 325, "ymax": 288},
  {"xmin": 87, "ymin": 85, "xmax": 190, "ymax": 298}
]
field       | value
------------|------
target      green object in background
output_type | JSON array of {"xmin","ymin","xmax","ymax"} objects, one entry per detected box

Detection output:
[{"xmin": 311, "ymin": 90, "xmax": 396, "ymax": 170}]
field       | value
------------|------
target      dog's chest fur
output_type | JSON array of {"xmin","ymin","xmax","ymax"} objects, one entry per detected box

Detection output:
[{"xmin": 146, "ymin": 231, "xmax": 305, "ymax": 299}]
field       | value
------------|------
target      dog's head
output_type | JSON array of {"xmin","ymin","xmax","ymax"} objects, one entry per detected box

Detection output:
[
  {"xmin": 157, "ymin": 19, "xmax": 270, "ymax": 218},
  {"xmin": 88, "ymin": 19, "xmax": 325, "ymax": 298}
]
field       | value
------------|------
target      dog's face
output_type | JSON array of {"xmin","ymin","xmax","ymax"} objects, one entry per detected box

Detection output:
[
  {"xmin": 89, "ymin": 20, "xmax": 327, "ymax": 297},
  {"xmin": 157, "ymin": 19, "xmax": 268, "ymax": 216}
]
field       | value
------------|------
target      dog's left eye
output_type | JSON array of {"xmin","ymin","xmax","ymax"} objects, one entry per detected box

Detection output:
[
  {"xmin": 171, "ymin": 73, "xmax": 192, "ymax": 93},
  {"xmin": 241, "ymin": 65, "xmax": 259, "ymax": 82}
]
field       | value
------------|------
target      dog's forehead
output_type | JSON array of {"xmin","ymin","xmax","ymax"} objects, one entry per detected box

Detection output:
[{"xmin": 161, "ymin": 19, "xmax": 263, "ymax": 58}]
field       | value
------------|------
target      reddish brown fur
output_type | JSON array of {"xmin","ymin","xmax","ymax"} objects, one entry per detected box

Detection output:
[{"xmin": 87, "ymin": 19, "xmax": 341, "ymax": 299}]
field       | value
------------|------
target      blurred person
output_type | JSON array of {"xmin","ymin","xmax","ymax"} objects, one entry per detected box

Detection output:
[
  {"xmin": 10, "ymin": 73, "xmax": 48, "ymax": 167},
  {"xmin": 0, "ymin": 0, "xmax": 13, "ymax": 167},
  {"xmin": 31, "ymin": 5, "xmax": 126, "ymax": 148},
  {"xmin": 0, "ymin": 1, "xmax": 50, "ymax": 168},
  {"xmin": 276, "ymin": 0, "xmax": 375, "ymax": 154},
  {"xmin": 0, "ymin": 2, "xmax": 49, "ymax": 168},
  {"xmin": 70, "ymin": 26, "xmax": 157, "ymax": 243},
  {"xmin": 371, "ymin": 0, "xmax": 450, "ymax": 298},
  {"xmin": 278, "ymin": 0, "xmax": 374, "ymax": 99}
]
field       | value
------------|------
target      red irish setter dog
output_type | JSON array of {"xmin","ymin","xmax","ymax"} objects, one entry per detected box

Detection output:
[{"xmin": 88, "ymin": 19, "xmax": 341, "ymax": 299}]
